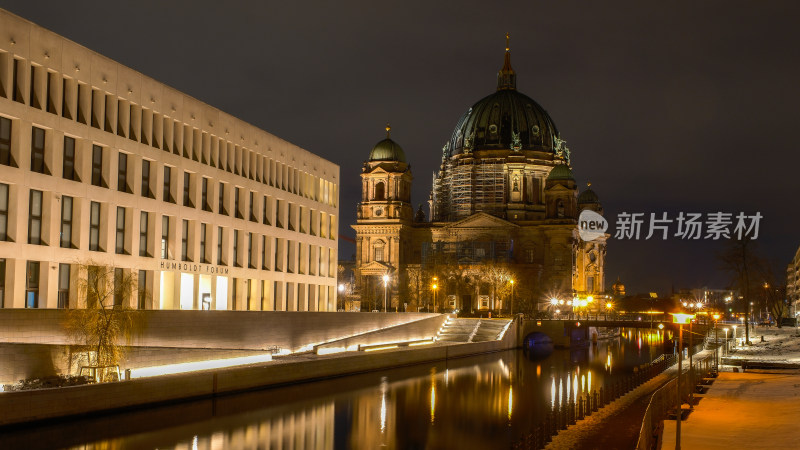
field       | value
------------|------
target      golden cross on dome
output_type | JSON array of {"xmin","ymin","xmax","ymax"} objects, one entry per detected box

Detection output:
[
  {"xmin": 385, "ymin": 123, "xmax": 391, "ymax": 138},
  {"xmin": 506, "ymin": 32, "xmax": 510, "ymax": 52}
]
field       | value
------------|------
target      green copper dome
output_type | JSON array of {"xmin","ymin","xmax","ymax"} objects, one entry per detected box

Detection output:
[
  {"xmin": 578, "ymin": 187, "xmax": 599, "ymax": 204},
  {"xmin": 443, "ymin": 40, "xmax": 560, "ymax": 159},
  {"xmin": 547, "ymin": 164, "xmax": 574, "ymax": 181},
  {"xmin": 369, "ymin": 138, "xmax": 406, "ymax": 163}
]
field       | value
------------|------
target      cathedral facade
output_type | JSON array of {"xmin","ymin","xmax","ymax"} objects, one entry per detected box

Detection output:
[{"xmin": 352, "ymin": 41, "xmax": 606, "ymax": 314}]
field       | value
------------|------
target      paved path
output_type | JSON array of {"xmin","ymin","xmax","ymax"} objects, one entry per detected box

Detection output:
[{"xmin": 661, "ymin": 371, "xmax": 800, "ymax": 449}]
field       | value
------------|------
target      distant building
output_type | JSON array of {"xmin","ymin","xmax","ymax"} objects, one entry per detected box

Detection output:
[
  {"xmin": 0, "ymin": 9, "xmax": 339, "ymax": 310},
  {"xmin": 787, "ymin": 245, "xmax": 800, "ymax": 317},
  {"xmin": 352, "ymin": 38, "xmax": 607, "ymax": 313}
]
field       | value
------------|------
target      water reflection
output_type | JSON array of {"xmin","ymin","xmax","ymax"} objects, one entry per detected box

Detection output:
[{"xmin": 0, "ymin": 328, "xmax": 665, "ymax": 450}]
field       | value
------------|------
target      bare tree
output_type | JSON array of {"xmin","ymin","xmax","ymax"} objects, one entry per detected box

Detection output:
[
  {"xmin": 718, "ymin": 238, "xmax": 760, "ymax": 344},
  {"xmin": 63, "ymin": 264, "xmax": 146, "ymax": 381}
]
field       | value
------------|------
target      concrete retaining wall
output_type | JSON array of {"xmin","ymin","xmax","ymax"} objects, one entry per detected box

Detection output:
[
  {"xmin": 0, "ymin": 310, "xmax": 438, "ymax": 351},
  {"xmin": 314, "ymin": 314, "xmax": 451, "ymax": 352},
  {"xmin": 0, "ymin": 339, "xmax": 514, "ymax": 426}
]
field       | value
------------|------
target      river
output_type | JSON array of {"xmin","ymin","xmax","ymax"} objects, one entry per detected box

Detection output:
[{"xmin": 0, "ymin": 328, "xmax": 668, "ymax": 449}]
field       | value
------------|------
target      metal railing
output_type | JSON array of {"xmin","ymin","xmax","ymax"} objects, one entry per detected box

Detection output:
[
  {"xmin": 512, "ymin": 354, "xmax": 677, "ymax": 450},
  {"xmin": 635, "ymin": 351, "xmax": 714, "ymax": 450}
]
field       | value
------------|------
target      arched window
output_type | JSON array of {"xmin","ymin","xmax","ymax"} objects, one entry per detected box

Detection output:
[
  {"xmin": 557, "ymin": 199, "xmax": 565, "ymax": 218},
  {"xmin": 374, "ymin": 241, "xmax": 385, "ymax": 262},
  {"xmin": 374, "ymin": 181, "xmax": 385, "ymax": 201}
]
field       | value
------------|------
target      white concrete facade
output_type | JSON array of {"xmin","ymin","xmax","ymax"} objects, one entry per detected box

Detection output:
[{"xmin": 0, "ymin": 9, "xmax": 339, "ymax": 311}]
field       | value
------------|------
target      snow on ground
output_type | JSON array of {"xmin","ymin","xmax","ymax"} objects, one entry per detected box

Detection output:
[
  {"xmin": 661, "ymin": 371, "xmax": 800, "ymax": 449},
  {"xmin": 724, "ymin": 325, "xmax": 800, "ymax": 363}
]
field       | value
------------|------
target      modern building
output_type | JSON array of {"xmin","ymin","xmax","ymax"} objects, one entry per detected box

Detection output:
[
  {"xmin": 787, "ymin": 244, "xmax": 800, "ymax": 318},
  {"xmin": 0, "ymin": 9, "xmax": 339, "ymax": 311},
  {"xmin": 352, "ymin": 38, "xmax": 606, "ymax": 314}
]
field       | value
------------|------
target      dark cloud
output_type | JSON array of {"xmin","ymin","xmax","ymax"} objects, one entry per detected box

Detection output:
[{"xmin": 4, "ymin": 0, "xmax": 798, "ymax": 294}]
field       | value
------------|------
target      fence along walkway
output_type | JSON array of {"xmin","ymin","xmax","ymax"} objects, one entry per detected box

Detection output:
[{"xmin": 513, "ymin": 343, "xmax": 712, "ymax": 450}]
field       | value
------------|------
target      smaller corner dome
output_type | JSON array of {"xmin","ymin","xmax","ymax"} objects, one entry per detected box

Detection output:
[
  {"xmin": 369, "ymin": 138, "xmax": 406, "ymax": 163},
  {"xmin": 547, "ymin": 164, "xmax": 574, "ymax": 181},
  {"xmin": 578, "ymin": 188, "xmax": 599, "ymax": 204}
]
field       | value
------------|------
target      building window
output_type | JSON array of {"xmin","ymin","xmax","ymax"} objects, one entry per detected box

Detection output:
[
  {"xmin": 262, "ymin": 196, "xmax": 270, "ymax": 225},
  {"xmin": 113, "ymin": 268, "xmax": 124, "ymax": 307},
  {"xmin": 231, "ymin": 278, "xmax": 237, "ymax": 310},
  {"xmin": 0, "ymin": 117, "xmax": 13, "ymax": 167},
  {"xmin": 374, "ymin": 244, "xmax": 384, "ymax": 262},
  {"xmin": 233, "ymin": 230, "xmax": 240, "ymax": 267},
  {"xmin": 374, "ymin": 181, "xmax": 385, "ymax": 201},
  {"xmin": 234, "ymin": 188, "xmax": 243, "ymax": 219},
  {"xmin": 141, "ymin": 160, "xmax": 153, "ymax": 198},
  {"xmin": 57, "ymin": 263, "xmax": 70, "ymax": 308},
  {"xmin": 181, "ymin": 219, "xmax": 189, "ymax": 261},
  {"xmin": 31, "ymin": 126, "xmax": 47, "ymax": 174},
  {"xmin": 60, "ymin": 195, "xmax": 73, "ymax": 248},
  {"xmin": 139, "ymin": 211, "xmax": 149, "ymax": 257},
  {"xmin": 248, "ymin": 232, "xmax": 255, "ymax": 268},
  {"xmin": 163, "ymin": 166, "xmax": 174, "ymax": 203},
  {"xmin": 26, "ymin": 261, "xmax": 40, "ymax": 308},
  {"xmin": 89, "ymin": 201, "xmax": 101, "ymax": 251},
  {"xmin": 0, "ymin": 183, "xmax": 8, "ymax": 241},
  {"xmin": 62, "ymin": 136, "xmax": 77, "ymax": 181},
  {"xmin": 262, "ymin": 235, "xmax": 268, "ymax": 270},
  {"xmin": 200, "ymin": 223, "xmax": 208, "ymax": 263},
  {"xmin": 118, "ymin": 153, "xmax": 130, "ymax": 193},
  {"xmin": 91, "ymin": 145, "xmax": 105, "ymax": 187},
  {"xmin": 0, "ymin": 259, "xmax": 6, "ymax": 308},
  {"xmin": 217, "ymin": 226, "xmax": 224, "ymax": 265},
  {"xmin": 218, "ymin": 182, "xmax": 227, "ymax": 215},
  {"xmin": 182, "ymin": 171, "xmax": 193, "ymax": 208},
  {"xmin": 161, "ymin": 215, "xmax": 170, "ymax": 259},
  {"xmin": 115, "ymin": 206, "xmax": 126, "ymax": 254},
  {"xmin": 249, "ymin": 191, "xmax": 257, "ymax": 222},
  {"xmin": 138, "ymin": 270, "xmax": 147, "ymax": 309},
  {"xmin": 201, "ymin": 178, "xmax": 211, "ymax": 212},
  {"xmin": 28, "ymin": 189, "xmax": 43, "ymax": 245}
]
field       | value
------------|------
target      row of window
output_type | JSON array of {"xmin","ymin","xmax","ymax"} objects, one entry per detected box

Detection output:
[
  {"xmin": 0, "ymin": 119, "xmax": 337, "ymax": 239},
  {"xmin": 0, "ymin": 183, "xmax": 336, "ymax": 276},
  {"xmin": 0, "ymin": 56, "xmax": 337, "ymax": 207},
  {"xmin": 0, "ymin": 258, "xmax": 334, "ymax": 311}
]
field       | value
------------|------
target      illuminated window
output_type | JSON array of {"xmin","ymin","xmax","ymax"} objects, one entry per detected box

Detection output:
[
  {"xmin": 60, "ymin": 196, "xmax": 73, "ymax": 248},
  {"xmin": 115, "ymin": 207, "xmax": 126, "ymax": 254},
  {"xmin": 28, "ymin": 189, "xmax": 43, "ymax": 245},
  {"xmin": 89, "ymin": 202, "xmax": 101, "ymax": 251}
]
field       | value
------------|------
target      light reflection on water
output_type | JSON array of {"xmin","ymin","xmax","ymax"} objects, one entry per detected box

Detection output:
[{"xmin": 0, "ymin": 329, "xmax": 665, "ymax": 450}]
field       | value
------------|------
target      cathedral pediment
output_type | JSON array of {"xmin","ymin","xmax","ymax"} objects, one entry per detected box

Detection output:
[
  {"xmin": 359, "ymin": 260, "xmax": 394, "ymax": 275},
  {"xmin": 442, "ymin": 212, "xmax": 519, "ymax": 230}
]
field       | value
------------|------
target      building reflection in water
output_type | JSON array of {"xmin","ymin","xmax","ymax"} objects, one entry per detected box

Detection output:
[{"xmin": 42, "ymin": 328, "xmax": 669, "ymax": 450}]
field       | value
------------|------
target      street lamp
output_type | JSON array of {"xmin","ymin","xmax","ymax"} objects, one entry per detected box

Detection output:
[
  {"xmin": 509, "ymin": 279, "xmax": 515, "ymax": 316},
  {"xmin": 431, "ymin": 278, "xmax": 438, "ymax": 313},
  {"xmin": 382, "ymin": 274, "xmax": 390, "ymax": 312},
  {"xmin": 605, "ymin": 302, "xmax": 613, "ymax": 320},
  {"xmin": 338, "ymin": 283, "xmax": 345, "ymax": 311},
  {"xmin": 712, "ymin": 313, "xmax": 720, "ymax": 372},
  {"xmin": 732, "ymin": 324, "xmax": 738, "ymax": 348},
  {"xmin": 671, "ymin": 312, "xmax": 695, "ymax": 450},
  {"xmin": 723, "ymin": 328, "xmax": 729, "ymax": 356}
]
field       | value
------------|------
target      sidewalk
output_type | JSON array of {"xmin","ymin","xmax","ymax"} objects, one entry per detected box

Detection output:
[{"xmin": 661, "ymin": 370, "xmax": 800, "ymax": 449}]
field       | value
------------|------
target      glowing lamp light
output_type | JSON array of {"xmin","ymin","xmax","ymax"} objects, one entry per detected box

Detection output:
[
  {"xmin": 670, "ymin": 313, "xmax": 695, "ymax": 324},
  {"xmin": 550, "ymin": 298, "xmax": 559, "ymax": 306},
  {"xmin": 382, "ymin": 274, "xmax": 390, "ymax": 285},
  {"xmin": 657, "ymin": 323, "xmax": 665, "ymax": 330},
  {"xmin": 605, "ymin": 302, "xmax": 613, "ymax": 309},
  {"xmin": 587, "ymin": 296, "xmax": 594, "ymax": 303},
  {"xmin": 713, "ymin": 313, "xmax": 721, "ymax": 321}
]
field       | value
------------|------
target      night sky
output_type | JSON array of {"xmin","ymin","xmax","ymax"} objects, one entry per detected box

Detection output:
[{"xmin": 3, "ymin": 1, "xmax": 798, "ymax": 295}]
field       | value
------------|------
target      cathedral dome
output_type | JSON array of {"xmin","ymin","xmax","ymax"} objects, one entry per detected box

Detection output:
[
  {"xmin": 443, "ymin": 38, "xmax": 560, "ymax": 159},
  {"xmin": 578, "ymin": 187, "xmax": 599, "ymax": 204},
  {"xmin": 368, "ymin": 125, "xmax": 406, "ymax": 163},
  {"xmin": 547, "ymin": 164, "xmax": 574, "ymax": 181}
]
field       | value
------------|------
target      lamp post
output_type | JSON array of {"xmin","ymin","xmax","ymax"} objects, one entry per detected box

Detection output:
[
  {"xmin": 713, "ymin": 314, "xmax": 720, "ymax": 372},
  {"xmin": 382, "ymin": 274, "xmax": 390, "ymax": 313},
  {"xmin": 431, "ymin": 278, "xmax": 438, "ymax": 313},
  {"xmin": 509, "ymin": 279, "xmax": 515, "ymax": 316},
  {"xmin": 671, "ymin": 312, "xmax": 695, "ymax": 450},
  {"xmin": 723, "ymin": 328, "xmax": 729, "ymax": 357},
  {"xmin": 732, "ymin": 324, "xmax": 737, "ymax": 348}
]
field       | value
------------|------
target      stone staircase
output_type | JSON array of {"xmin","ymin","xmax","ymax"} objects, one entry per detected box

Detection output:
[{"xmin": 435, "ymin": 317, "xmax": 512, "ymax": 343}]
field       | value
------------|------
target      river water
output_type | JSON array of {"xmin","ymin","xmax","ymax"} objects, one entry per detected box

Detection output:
[{"xmin": 1, "ymin": 328, "xmax": 667, "ymax": 450}]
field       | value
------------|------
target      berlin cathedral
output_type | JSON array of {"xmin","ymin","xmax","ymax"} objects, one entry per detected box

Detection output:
[{"xmin": 351, "ymin": 38, "xmax": 607, "ymax": 314}]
